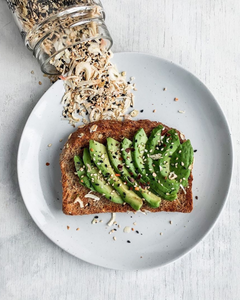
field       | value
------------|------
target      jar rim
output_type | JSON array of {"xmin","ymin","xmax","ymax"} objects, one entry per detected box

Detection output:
[{"xmin": 40, "ymin": 35, "xmax": 113, "ymax": 75}]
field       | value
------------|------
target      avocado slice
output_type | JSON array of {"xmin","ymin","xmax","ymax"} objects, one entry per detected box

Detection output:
[
  {"xmin": 133, "ymin": 128, "xmax": 178, "ymax": 200},
  {"xmin": 74, "ymin": 155, "xmax": 93, "ymax": 190},
  {"xmin": 82, "ymin": 148, "xmax": 123, "ymax": 204},
  {"xmin": 154, "ymin": 129, "xmax": 180, "ymax": 177},
  {"xmin": 107, "ymin": 137, "xmax": 161, "ymax": 208},
  {"xmin": 170, "ymin": 140, "xmax": 194, "ymax": 187},
  {"xmin": 145, "ymin": 127, "xmax": 180, "ymax": 195},
  {"xmin": 144, "ymin": 125, "xmax": 164, "ymax": 174},
  {"xmin": 121, "ymin": 137, "xmax": 159, "ymax": 189},
  {"xmin": 121, "ymin": 138, "xmax": 138, "ymax": 178},
  {"xmin": 89, "ymin": 140, "xmax": 143, "ymax": 211},
  {"xmin": 132, "ymin": 128, "xmax": 148, "ymax": 178}
]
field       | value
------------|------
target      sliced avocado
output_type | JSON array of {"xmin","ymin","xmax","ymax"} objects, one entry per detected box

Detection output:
[
  {"xmin": 154, "ymin": 129, "xmax": 180, "ymax": 177},
  {"xmin": 107, "ymin": 137, "xmax": 161, "ymax": 208},
  {"xmin": 89, "ymin": 140, "xmax": 143, "ymax": 211},
  {"xmin": 144, "ymin": 125, "xmax": 164, "ymax": 173},
  {"xmin": 170, "ymin": 140, "xmax": 194, "ymax": 187},
  {"xmin": 121, "ymin": 138, "xmax": 138, "ymax": 178},
  {"xmin": 82, "ymin": 148, "xmax": 123, "ymax": 204},
  {"xmin": 133, "ymin": 128, "xmax": 178, "ymax": 200},
  {"xmin": 132, "ymin": 128, "xmax": 148, "ymax": 177},
  {"xmin": 121, "ymin": 137, "xmax": 157, "ymax": 192},
  {"xmin": 74, "ymin": 155, "xmax": 93, "ymax": 190},
  {"xmin": 146, "ymin": 128, "xmax": 180, "ymax": 195}
]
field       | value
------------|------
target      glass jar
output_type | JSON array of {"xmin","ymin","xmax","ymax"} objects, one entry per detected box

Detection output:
[{"xmin": 6, "ymin": 0, "xmax": 112, "ymax": 74}]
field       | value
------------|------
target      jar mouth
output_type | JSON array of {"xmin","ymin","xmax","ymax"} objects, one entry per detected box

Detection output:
[
  {"xmin": 32, "ymin": 9, "xmax": 113, "ymax": 75},
  {"xmin": 40, "ymin": 35, "xmax": 113, "ymax": 75}
]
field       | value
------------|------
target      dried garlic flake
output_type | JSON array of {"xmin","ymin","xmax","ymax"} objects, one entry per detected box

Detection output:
[
  {"xmin": 130, "ymin": 110, "xmax": 139, "ymax": 117},
  {"xmin": 90, "ymin": 124, "xmax": 98, "ymax": 133}
]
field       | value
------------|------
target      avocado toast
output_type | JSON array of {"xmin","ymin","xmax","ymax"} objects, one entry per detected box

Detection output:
[{"xmin": 60, "ymin": 119, "xmax": 194, "ymax": 215}]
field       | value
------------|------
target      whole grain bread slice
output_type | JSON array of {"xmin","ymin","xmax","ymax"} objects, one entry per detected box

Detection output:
[{"xmin": 60, "ymin": 119, "xmax": 193, "ymax": 215}]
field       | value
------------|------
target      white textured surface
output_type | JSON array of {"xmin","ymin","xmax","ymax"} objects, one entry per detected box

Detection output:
[{"xmin": 0, "ymin": 0, "xmax": 239, "ymax": 299}]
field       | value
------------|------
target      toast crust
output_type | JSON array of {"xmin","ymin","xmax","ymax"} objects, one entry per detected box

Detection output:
[{"xmin": 60, "ymin": 119, "xmax": 193, "ymax": 215}]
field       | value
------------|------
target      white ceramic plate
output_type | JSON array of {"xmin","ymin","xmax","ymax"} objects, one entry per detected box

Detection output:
[{"xmin": 17, "ymin": 53, "xmax": 233, "ymax": 270}]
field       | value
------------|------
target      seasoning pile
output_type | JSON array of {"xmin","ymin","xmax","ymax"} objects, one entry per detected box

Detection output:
[
  {"xmin": 51, "ymin": 39, "xmax": 136, "ymax": 125},
  {"xmin": 7, "ymin": 0, "xmax": 136, "ymax": 124}
]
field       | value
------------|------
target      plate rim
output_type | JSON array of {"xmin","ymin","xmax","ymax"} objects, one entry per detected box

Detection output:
[{"xmin": 17, "ymin": 51, "xmax": 234, "ymax": 270}]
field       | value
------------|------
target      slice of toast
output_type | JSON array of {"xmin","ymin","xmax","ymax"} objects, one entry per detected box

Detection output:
[{"xmin": 60, "ymin": 119, "xmax": 193, "ymax": 215}]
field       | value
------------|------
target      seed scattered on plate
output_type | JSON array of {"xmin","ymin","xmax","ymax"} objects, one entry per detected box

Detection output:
[
  {"xmin": 39, "ymin": 81, "xmax": 42, "ymax": 85},
  {"xmin": 91, "ymin": 218, "xmax": 98, "ymax": 224},
  {"xmin": 48, "ymin": 143, "xmax": 52, "ymax": 147},
  {"xmin": 153, "ymin": 109, "xmax": 156, "ymax": 113},
  {"xmin": 178, "ymin": 110, "xmax": 185, "ymax": 114},
  {"xmin": 163, "ymin": 87, "xmax": 167, "ymax": 91},
  {"xmin": 123, "ymin": 226, "xmax": 131, "ymax": 233},
  {"xmin": 67, "ymin": 226, "xmax": 70, "ymax": 230},
  {"xmin": 174, "ymin": 97, "xmax": 179, "ymax": 101},
  {"xmin": 130, "ymin": 110, "xmax": 139, "ymax": 117},
  {"xmin": 113, "ymin": 236, "xmax": 117, "ymax": 241},
  {"xmin": 76, "ymin": 228, "xmax": 80, "ymax": 231}
]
